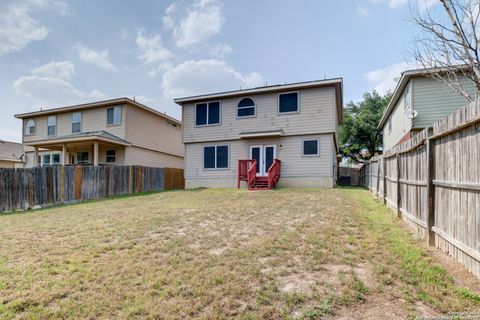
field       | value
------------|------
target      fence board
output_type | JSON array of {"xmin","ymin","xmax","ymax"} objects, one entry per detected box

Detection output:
[{"xmin": 0, "ymin": 165, "xmax": 183, "ymax": 212}]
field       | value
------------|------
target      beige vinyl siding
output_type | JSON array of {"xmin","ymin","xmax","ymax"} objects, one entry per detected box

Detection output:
[
  {"xmin": 124, "ymin": 146, "xmax": 183, "ymax": 168},
  {"xmin": 184, "ymin": 134, "xmax": 335, "ymax": 188},
  {"xmin": 411, "ymin": 76, "xmax": 475, "ymax": 129},
  {"xmin": 23, "ymin": 105, "xmax": 127, "ymax": 143},
  {"xmin": 125, "ymin": 105, "xmax": 183, "ymax": 157},
  {"xmin": 182, "ymin": 87, "xmax": 336, "ymax": 144},
  {"xmin": 383, "ymin": 83, "xmax": 413, "ymax": 150}
]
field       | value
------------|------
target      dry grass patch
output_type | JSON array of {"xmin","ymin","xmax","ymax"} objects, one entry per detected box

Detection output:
[{"xmin": 0, "ymin": 188, "xmax": 479, "ymax": 319}]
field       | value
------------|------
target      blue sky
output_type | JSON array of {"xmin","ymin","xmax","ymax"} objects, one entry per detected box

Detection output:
[{"xmin": 0, "ymin": 0, "xmax": 436, "ymax": 142}]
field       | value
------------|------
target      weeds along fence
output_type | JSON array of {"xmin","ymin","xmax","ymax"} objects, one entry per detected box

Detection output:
[
  {"xmin": 0, "ymin": 165, "xmax": 185, "ymax": 212},
  {"xmin": 361, "ymin": 100, "xmax": 480, "ymax": 278}
]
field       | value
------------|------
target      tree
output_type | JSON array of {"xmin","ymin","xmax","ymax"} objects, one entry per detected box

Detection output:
[
  {"xmin": 339, "ymin": 91, "xmax": 392, "ymax": 163},
  {"xmin": 412, "ymin": 0, "xmax": 480, "ymax": 102}
]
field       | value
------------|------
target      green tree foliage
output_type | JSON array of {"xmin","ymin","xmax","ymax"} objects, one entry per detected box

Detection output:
[{"xmin": 340, "ymin": 91, "xmax": 392, "ymax": 163}]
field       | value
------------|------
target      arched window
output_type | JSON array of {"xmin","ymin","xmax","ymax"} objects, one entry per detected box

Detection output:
[
  {"xmin": 237, "ymin": 98, "xmax": 256, "ymax": 118},
  {"xmin": 25, "ymin": 119, "xmax": 36, "ymax": 135}
]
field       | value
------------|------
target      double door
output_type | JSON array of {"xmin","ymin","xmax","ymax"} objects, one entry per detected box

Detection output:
[{"xmin": 249, "ymin": 145, "xmax": 276, "ymax": 176}]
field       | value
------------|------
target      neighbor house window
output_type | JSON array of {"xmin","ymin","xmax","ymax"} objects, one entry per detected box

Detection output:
[
  {"xmin": 72, "ymin": 112, "xmax": 81, "ymax": 133},
  {"xmin": 107, "ymin": 106, "xmax": 122, "ymax": 125},
  {"xmin": 237, "ymin": 98, "xmax": 256, "ymax": 118},
  {"xmin": 43, "ymin": 154, "xmax": 51, "ymax": 166},
  {"xmin": 47, "ymin": 116, "xmax": 56, "ymax": 136},
  {"xmin": 203, "ymin": 145, "xmax": 228, "ymax": 169},
  {"xmin": 76, "ymin": 151, "xmax": 89, "ymax": 164},
  {"xmin": 303, "ymin": 139, "xmax": 319, "ymax": 156},
  {"xmin": 403, "ymin": 83, "xmax": 410, "ymax": 110},
  {"xmin": 52, "ymin": 154, "xmax": 60, "ymax": 165},
  {"xmin": 196, "ymin": 101, "xmax": 220, "ymax": 126},
  {"xmin": 279, "ymin": 92, "xmax": 299, "ymax": 113},
  {"xmin": 106, "ymin": 150, "xmax": 116, "ymax": 163},
  {"xmin": 25, "ymin": 119, "xmax": 36, "ymax": 135}
]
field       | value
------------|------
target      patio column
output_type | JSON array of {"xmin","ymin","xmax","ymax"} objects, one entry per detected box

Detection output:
[
  {"xmin": 93, "ymin": 142, "xmax": 99, "ymax": 166},
  {"xmin": 62, "ymin": 144, "xmax": 67, "ymax": 166},
  {"xmin": 34, "ymin": 147, "xmax": 39, "ymax": 166}
]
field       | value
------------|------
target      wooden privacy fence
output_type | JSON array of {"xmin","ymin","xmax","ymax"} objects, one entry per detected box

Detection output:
[
  {"xmin": 0, "ymin": 165, "xmax": 184, "ymax": 212},
  {"xmin": 338, "ymin": 166, "xmax": 364, "ymax": 186},
  {"xmin": 361, "ymin": 99, "xmax": 480, "ymax": 278}
]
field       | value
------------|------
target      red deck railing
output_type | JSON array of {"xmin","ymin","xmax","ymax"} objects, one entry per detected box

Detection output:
[
  {"xmin": 267, "ymin": 159, "xmax": 281, "ymax": 189},
  {"xmin": 237, "ymin": 159, "xmax": 256, "ymax": 188}
]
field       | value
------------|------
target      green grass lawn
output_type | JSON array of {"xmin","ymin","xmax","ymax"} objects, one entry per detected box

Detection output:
[{"xmin": 0, "ymin": 188, "xmax": 478, "ymax": 319}]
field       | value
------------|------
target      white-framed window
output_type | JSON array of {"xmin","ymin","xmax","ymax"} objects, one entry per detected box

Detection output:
[
  {"xmin": 72, "ymin": 112, "xmax": 81, "ymax": 133},
  {"xmin": 47, "ymin": 116, "xmax": 56, "ymax": 136},
  {"xmin": 195, "ymin": 101, "xmax": 220, "ymax": 126},
  {"xmin": 25, "ymin": 119, "xmax": 36, "ymax": 135},
  {"xmin": 387, "ymin": 119, "xmax": 392, "ymax": 134},
  {"xmin": 43, "ymin": 154, "xmax": 51, "ymax": 166},
  {"xmin": 237, "ymin": 97, "xmax": 256, "ymax": 118},
  {"xmin": 107, "ymin": 106, "xmax": 122, "ymax": 125},
  {"xmin": 278, "ymin": 92, "xmax": 299, "ymax": 114},
  {"xmin": 52, "ymin": 154, "xmax": 60, "ymax": 165},
  {"xmin": 76, "ymin": 151, "xmax": 89, "ymax": 164},
  {"xmin": 203, "ymin": 145, "xmax": 228, "ymax": 169},
  {"xmin": 302, "ymin": 139, "xmax": 319, "ymax": 156},
  {"xmin": 39, "ymin": 153, "xmax": 61, "ymax": 166},
  {"xmin": 106, "ymin": 150, "xmax": 116, "ymax": 163},
  {"xmin": 403, "ymin": 83, "xmax": 411, "ymax": 110}
]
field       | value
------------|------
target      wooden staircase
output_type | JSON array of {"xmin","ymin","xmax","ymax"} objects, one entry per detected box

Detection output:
[{"xmin": 237, "ymin": 159, "xmax": 281, "ymax": 190}]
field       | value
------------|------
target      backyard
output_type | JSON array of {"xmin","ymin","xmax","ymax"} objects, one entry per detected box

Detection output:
[{"xmin": 1, "ymin": 188, "xmax": 480, "ymax": 319}]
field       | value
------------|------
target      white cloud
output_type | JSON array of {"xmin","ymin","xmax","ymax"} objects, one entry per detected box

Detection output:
[
  {"xmin": 357, "ymin": 5, "xmax": 370, "ymax": 16},
  {"xmin": 14, "ymin": 61, "xmax": 108, "ymax": 108},
  {"xmin": 75, "ymin": 45, "xmax": 117, "ymax": 71},
  {"xmin": 32, "ymin": 61, "xmax": 75, "ymax": 80},
  {"xmin": 173, "ymin": 0, "xmax": 224, "ymax": 48},
  {"xmin": 369, "ymin": 0, "xmax": 438, "ymax": 9},
  {"xmin": 136, "ymin": 28, "xmax": 173, "ymax": 65},
  {"xmin": 162, "ymin": 59, "xmax": 262, "ymax": 98},
  {"xmin": 365, "ymin": 62, "xmax": 416, "ymax": 94},
  {"xmin": 0, "ymin": 3, "xmax": 48, "ymax": 55},
  {"xmin": 209, "ymin": 44, "xmax": 232, "ymax": 57},
  {"xmin": 163, "ymin": 3, "xmax": 177, "ymax": 30}
]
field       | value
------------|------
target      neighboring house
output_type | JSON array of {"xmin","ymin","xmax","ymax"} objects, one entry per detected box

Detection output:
[
  {"xmin": 14, "ymin": 98, "xmax": 184, "ymax": 168},
  {"xmin": 0, "ymin": 140, "xmax": 24, "ymax": 168},
  {"xmin": 174, "ymin": 78, "xmax": 343, "ymax": 189},
  {"xmin": 379, "ymin": 68, "xmax": 476, "ymax": 150}
]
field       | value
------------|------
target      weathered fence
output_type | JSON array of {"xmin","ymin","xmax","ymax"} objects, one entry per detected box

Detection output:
[
  {"xmin": 361, "ymin": 99, "xmax": 480, "ymax": 278},
  {"xmin": 0, "ymin": 165, "xmax": 184, "ymax": 212}
]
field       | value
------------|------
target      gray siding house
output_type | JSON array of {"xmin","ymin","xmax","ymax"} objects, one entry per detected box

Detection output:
[
  {"xmin": 175, "ymin": 79, "xmax": 343, "ymax": 189},
  {"xmin": 379, "ymin": 68, "xmax": 476, "ymax": 150}
]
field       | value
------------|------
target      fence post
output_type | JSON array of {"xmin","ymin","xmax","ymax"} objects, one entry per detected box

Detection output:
[
  {"xmin": 376, "ymin": 159, "xmax": 380, "ymax": 197},
  {"xmin": 60, "ymin": 165, "xmax": 65, "ymax": 203},
  {"xmin": 396, "ymin": 153, "xmax": 401, "ymax": 219},
  {"xmin": 426, "ymin": 132, "xmax": 435, "ymax": 246},
  {"xmin": 128, "ymin": 165, "xmax": 133, "ymax": 193},
  {"xmin": 383, "ymin": 157, "xmax": 387, "ymax": 205}
]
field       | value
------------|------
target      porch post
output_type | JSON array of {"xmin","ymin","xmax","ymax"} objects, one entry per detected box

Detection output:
[
  {"xmin": 34, "ymin": 147, "xmax": 39, "ymax": 166},
  {"xmin": 62, "ymin": 144, "xmax": 67, "ymax": 166},
  {"xmin": 93, "ymin": 142, "xmax": 99, "ymax": 166}
]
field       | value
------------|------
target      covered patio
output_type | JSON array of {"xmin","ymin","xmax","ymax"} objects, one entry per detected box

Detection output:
[{"xmin": 26, "ymin": 131, "xmax": 130, "ymax": 166}]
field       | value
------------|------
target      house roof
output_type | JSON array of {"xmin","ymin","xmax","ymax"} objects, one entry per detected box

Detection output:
[
  {"xmin": 23, "ymin": 131, "xmax": 131, "ymax": 147},
  {"xmin": 378, "ymin": 65, "xmax": 469, "ymax": 129},
  {"xmin": 0, "ymin": 140, "xmax": 24, "ymax": 162},
  {"xmin": 14, "ymin": 97, "xmax": 182, "ymax": 125},
  {"xmin": 174, "ymin": 78, "xmax": 344, "ymax": 125}
]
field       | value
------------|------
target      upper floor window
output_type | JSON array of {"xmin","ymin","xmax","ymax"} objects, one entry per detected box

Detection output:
[
  {"xmin": 403, "ymin": 83, "xmax": 410, "ymax": 110},
  {"xmin": 72, "ymin": 112, "xmax": 81, "ymax": 133},
  {"xmin": 237, "ymin": 98, "xmax": 256, "ymax": 118},
  {"xmin": 25, "ymin": 119, "xmax": 36, "ymax": 135},
  {"xmin": 279, "ymin": 92, "xmax": 299, "ymax": 113},
  {"xmin": 47, "ymin": 116, "xmax": 56, "ymax": 136},
  {"xmin": 196, "ymin": 101, "xmax": 220, "ymax": 126},
  {"xmin": 107, "ymin": 106, "xmax": 122, "ymax": 125}
]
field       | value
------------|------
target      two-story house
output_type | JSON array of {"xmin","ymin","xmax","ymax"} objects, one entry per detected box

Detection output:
[
  {"xmin": 14, "ymin": 98, "xmax": 184, "ymax": 168},
  {"xmin": 379, "ymin": 67, "xmax": 476, "ymax": 150},
  {"xmin": 174, "ymin": 78, "xmax": 343, "ymax": 189}
]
